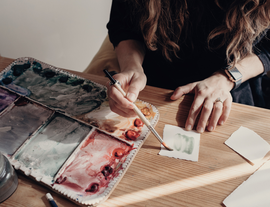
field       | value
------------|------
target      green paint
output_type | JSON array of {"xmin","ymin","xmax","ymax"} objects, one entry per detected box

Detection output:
[{"xmin": 173, "ymin": 133, "xmax": 194, "ymax": 154}]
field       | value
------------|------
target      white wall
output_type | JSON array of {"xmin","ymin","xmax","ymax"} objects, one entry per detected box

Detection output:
[{"xmin": 0, "ymin": 0, "xmax": 112, "ymax": 72}]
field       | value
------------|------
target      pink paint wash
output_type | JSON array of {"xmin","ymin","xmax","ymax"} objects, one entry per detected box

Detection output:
[{"xmin": 54, "ymin": 129, "xmax": 133, "ymax": 196}]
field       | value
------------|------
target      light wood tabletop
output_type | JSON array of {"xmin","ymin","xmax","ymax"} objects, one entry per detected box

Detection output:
[{"xmin": 1, "ymin": 56, "xmax": 270, "ymax": 207}]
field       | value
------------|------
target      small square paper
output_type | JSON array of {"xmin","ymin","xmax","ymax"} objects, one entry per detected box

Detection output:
[
  {"xmin": 159, "ymin": 125, "xmax": 200, "ymax": 162},
  {"xmin": 225, "ymin": 126, "xmax": 270, "ymax": 164}
]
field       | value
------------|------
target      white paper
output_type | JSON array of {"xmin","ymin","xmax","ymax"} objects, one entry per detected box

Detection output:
[
  {"xmin": 223, "ymin": 159, "xmax": 270, "ymax": 207},
  {"xmin": 225, "ymin": 126, "xmax": 270, "ymax": 164},
  {"xmin": 159, "ymin": 125, "xmax": 200, "ymax": 162}
]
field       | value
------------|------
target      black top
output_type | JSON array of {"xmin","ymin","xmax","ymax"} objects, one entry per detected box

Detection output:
[{"xmin": 107, "ymin": 0, "xmax": 270, "ymax": 108}]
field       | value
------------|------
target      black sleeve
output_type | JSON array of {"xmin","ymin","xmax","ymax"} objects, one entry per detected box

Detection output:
[
  {"xmin": 106, "ymin": 0, "xmax": 144, "ymax": 47},
  {"xmin": 253, "ymin": 29, "xmax": 270, "ymax": 75}
]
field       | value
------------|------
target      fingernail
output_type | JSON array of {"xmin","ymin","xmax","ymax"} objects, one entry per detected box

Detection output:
[
  {"xmin": 197, "ymin": 127, "xmax": 204, "ymax": 133},
  {"xmin": 127, "ymin": 93, "xmax": 136, "ymax": 102},
  {"xmin": 186, "ymin": 125, "xmax": 192, "ymax": 131},
  {"xmin": 128, "ymin": 104, "xmax": 134, "ymax": 109},
  {"xmin": 219, "ymin": 121, "xmax": 224, "ymax": 125},
  {"xmin": 208, "ymin": 126, "xmax": 213, "ymax": 131}
]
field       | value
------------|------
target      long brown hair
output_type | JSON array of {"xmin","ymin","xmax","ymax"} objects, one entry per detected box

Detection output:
[{"xmin": 133, "ymin": 0, "xmax": 270, "ymax": 66}]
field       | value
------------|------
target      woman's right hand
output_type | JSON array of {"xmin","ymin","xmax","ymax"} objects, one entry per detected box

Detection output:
[
  {"xmin": 107, "ymin": 39, "xmax": 146, "ymax": 117},
  {"xmin": 106, "ymin": 69, "xmax": 147, "ymax": 117}
]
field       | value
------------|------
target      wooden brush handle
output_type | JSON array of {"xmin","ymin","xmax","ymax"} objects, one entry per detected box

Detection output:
[{"xmin": 114, "ymin": 81, "xmax": 151, "ymax": 127}]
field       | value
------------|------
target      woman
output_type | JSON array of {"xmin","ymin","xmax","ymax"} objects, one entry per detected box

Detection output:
[{"xmin": 106, "ymin": 0, "xmax": 270, "ymax": 133}]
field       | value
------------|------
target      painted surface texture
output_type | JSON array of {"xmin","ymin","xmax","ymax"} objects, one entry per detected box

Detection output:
[
  {"xmin": 0, "ymin": 97, "xmax": 53, "ymax": 155},
  {"xmin": 54, "ymin": 129, "xmax": 133, "ymax": 196},
  {"xmin": 159, "ymin": 125, "xmax": 201, "ymax": 162},
  {"xmin": 76, "ymin": 100, "xmax": 155, "ymax": 142},
  {"xmin": 15, "ymin": 113, "xmax": 92, "ymax": 177},
  {"xmin": 0, "ymin": 87, "xmax": 18, "ymax": 113},
  {"xmin": 0, "ymin": 61, "xmax": 107, "ymax": 116}
]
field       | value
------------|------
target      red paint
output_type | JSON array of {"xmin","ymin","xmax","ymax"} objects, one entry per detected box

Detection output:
[
  {"xmin": 125, "ymin": 130, "xmax": 140, "ymax": 140},
  {"xmin": 113, "ymin": 148, "xmax": 125, "ymax": 158},
  {"xmin": 15, "ymin": 97, "xmax": 29, "ymax": 106},
  {"xmin": 55, "ymin": 176, "xmax": 67, "ymax": 184},
  {"xmin": 134, "ymin": 118, "xmax": 144, "ymax": 127},
  {"xmin": 101, "ymin": 165, "xmax": 114, "ymax": 179},
  {"xmin": 54, "ymin": 129, "xmax": 133, "ymax": 196},
  {"xmin": 80, "ymin": 136, "xmax": 94, "ymax": 149},
  {"xmin": 85, "ymin": 183, "xmax": 99, "ymax": 193}
]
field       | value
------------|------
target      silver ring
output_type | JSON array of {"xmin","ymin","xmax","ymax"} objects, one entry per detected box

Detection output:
[{"xmin": 214, "ymin": 97, "xmax": 223, "ymax": 104}]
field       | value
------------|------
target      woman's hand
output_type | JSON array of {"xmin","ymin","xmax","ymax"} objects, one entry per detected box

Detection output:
[
  {"xmin": 171, "ymin": 71, "xmax": 234, "ymax": 133},
  {"xmin": 106, "ymin": 69, "xmax": 147, "ymax": 117},
  {"xmin": 107, "ymin": 39, "xmax": 146, "ymax": 117}
]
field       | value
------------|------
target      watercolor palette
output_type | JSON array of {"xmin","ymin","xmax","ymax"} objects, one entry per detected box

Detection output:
[{"xmin": 0, "ymin": 57, "xmax": 159, "ymax": 206}]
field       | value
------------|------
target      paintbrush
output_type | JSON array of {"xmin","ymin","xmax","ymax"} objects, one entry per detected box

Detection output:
[{"xmin": 103, "ymin": 69, "xmax": 173, "ymax": 151}]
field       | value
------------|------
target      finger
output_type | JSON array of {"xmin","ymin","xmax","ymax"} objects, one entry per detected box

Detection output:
[
  {"xmin": 106, "ymin": 74, "xmax": 140, "ymax": 118},
  {"xmin": 218, "ymin": 96, "xmax": 232, "ymax": 125},
  {"xmin": 196, "ymin": 98, "xmax": 214, "ymax": 133},
  {"xmin": 109, "ymin": 98, "xmax": 137, "ymax": 118},
  {"xmin": 109, "ymin": 83, "xmax": 134, "ymax": 110},
  {"xmin": 185, "ymin": 96, "xmax": 205, "ymax": 131},
  {"xmin": 171, "ymin": 82, "xmax": 196, "ymax": 100},
  {"xmin": 207, "ymin": 100, "xmax": 223, "ymax": 132},
  {"xmin": 126, "ymin": 75, "xmax": 146, "ymax": 102}
]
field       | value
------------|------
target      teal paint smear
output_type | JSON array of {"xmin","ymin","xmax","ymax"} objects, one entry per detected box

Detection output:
[
  {"xmin": 174, "ymin": 133, "xmax": 183, "ymax": 151},
  {"xmin": 0, "ymin": 97, "xmax": 53, "ymax": 155},
  {"xmin": 173, "ymin": 133, "xmax": 194, "ymax": 154},
  {"xmin": 0, "ymin": 62, "xmax": 107, "ymax": 116},
  {"xmin": 15, "ymin": 113, "xmax": 92, "ymax": 178}
]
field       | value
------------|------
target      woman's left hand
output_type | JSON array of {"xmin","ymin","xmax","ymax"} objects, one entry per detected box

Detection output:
[{"xmin": 171, "ymin": 70, "xmax": 234, "ymax": 133}]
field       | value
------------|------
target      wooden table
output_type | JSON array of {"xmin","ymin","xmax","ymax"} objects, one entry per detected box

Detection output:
[{"xmin": 1, "ymin": 56, "xmax": 270, "ymax": 207}]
